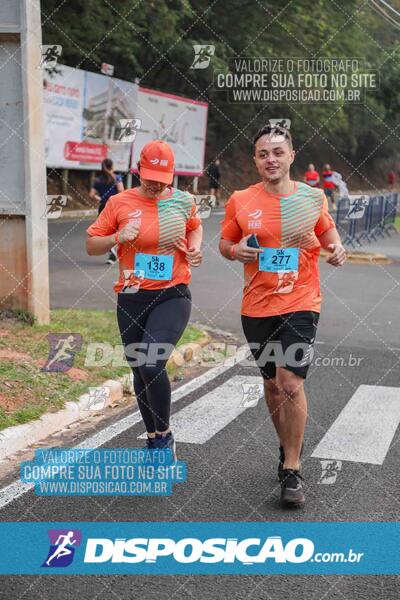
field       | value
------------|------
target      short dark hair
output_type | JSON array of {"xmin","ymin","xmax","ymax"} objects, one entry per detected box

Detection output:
[
  {"xmin": 253, "ymin": 124, "xmax": 293, "ymax": 150},
  {"xmin": 100, "ymin": 158, "xmax": 114, "ymax": 184}
]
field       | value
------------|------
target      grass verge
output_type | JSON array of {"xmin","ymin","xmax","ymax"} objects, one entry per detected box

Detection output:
[{"xmin": 0, "ymin": 309, "xmax": 204, "ymax": 431}]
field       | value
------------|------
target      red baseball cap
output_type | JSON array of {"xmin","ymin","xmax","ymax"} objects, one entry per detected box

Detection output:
[{"xmin": 139, "ymin": 140, "xmax": 175, "ymax": 184}]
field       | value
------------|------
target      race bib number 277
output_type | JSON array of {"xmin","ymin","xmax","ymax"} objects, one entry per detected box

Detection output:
[{"xmin": 259, "ymin": 247, "xmax": 299, "ymax": 273}]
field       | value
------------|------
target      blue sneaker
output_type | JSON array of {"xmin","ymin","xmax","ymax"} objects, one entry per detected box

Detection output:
[{"xmin": 155, "ymin": 431, "xmax": 176, "ymax": 461}]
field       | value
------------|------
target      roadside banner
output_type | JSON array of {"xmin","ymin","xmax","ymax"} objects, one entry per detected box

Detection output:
[
  {"xmin": 43, "ymin": 64, "xmax": 139, "ymax": 171},
  {"xmin": 130, "ymin": 87, "xmax": 208, "ymax": 176}
]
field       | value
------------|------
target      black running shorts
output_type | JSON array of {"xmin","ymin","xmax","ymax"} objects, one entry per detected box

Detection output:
[{"xmin": 241, "ymin": 311, "xmax": 320, "ymax": 380}]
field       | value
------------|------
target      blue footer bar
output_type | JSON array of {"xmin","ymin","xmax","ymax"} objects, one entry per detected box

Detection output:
[{"xmin": 1, "ymin": 522, "xmax": 399, "ymax": 574}]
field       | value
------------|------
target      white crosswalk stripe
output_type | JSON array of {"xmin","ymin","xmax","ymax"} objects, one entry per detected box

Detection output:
[
  {"xmin": 138, "ymin": 375, "xmax": 261, "ymax": 444},
  {"xmin": 311, "ymin": 385, "xmax": 400, "ymax": 465}
]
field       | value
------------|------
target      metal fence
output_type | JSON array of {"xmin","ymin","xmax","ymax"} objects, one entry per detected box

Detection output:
[{"xmin": 335, "ymin": 192, "xmax": 398, "ymax": 248}]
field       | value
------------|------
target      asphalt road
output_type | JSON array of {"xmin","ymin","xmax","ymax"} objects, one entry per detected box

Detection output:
[
  {"xmin": 49, "ymin": 213, "xmax": 400, "ymax": 348},
  {"xmin": 0, "ymin": 213, "xmax": 399, "ymax": 598}
]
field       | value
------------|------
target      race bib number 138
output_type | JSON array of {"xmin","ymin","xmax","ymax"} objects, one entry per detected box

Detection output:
[{"xmin": 134, "ymin": 253, "xmax": 174, "ymax": 280}]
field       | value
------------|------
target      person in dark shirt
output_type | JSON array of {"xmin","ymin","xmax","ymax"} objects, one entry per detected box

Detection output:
[
  {"xmin": 89, "ymin": 158, "xmax": 124, "ymax": 264},
  {"xmin": 207, "ymin": 159, "xmax": 221, "ymax": 206}
]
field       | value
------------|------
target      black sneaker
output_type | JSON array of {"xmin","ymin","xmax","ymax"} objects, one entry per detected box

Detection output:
[
  {"xmin": 278, "ymin": 445, "xmax": 285, "ymax": 482},
  {"xmin": 278, "ymin": 442, "xmax": 304, "ymax": 482},
  {"xmin": 145, "ymin": 436, "xmax": 156, "ymax": 450},
  {"xmin": 106, "ymin": 247, "xmax": 118, "ymax": 264},
  {"xmin": 280, "ymin": 469, "xmax": 305, "ymax": 508}
]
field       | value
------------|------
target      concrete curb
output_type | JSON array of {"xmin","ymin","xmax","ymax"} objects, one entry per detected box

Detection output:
[
  {"xmin": 0, "ymin": 379, "xmax": 124, "ymax": 461},
  {"xmin": 167, "ymin": 332, "xmax": 211, "ymax": 369},
  {"xmin": 59, "ymin": 209, "xmax": 97, "ymax": 220},
  {"xmin": 0, "ymin": 328, "xmax": 214, "ymax": 461},
  {"xmin": 320, "ymin": 249, "xmax": 391, "ymax": 265}
]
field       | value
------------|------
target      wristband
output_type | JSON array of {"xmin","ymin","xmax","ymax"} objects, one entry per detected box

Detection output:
[
  {"xmin": 115, "ymin": 231, "xmax": 120, "ymax": 244},
  {"xmin": 229, "ymin": 244, "xmax": 237, "ymax": 260}
]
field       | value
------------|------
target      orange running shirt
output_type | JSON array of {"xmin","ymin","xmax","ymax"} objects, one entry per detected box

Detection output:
[
  {"xmin": 220, "ymin": 181, "xmax": 336, "ymax": 317},
  {"xmin": 304, "ymin": 170, "xmax": 319, "ymax": 186},
  {"xmin": 322, "ymin": 169, "xmax": 336, "ymax": 189},
  {"xmin": 87, "ymin": 187, "xmax": 201, "ymax": 293}
]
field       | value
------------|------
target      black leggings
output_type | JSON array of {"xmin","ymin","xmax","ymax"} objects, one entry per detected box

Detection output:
[{"xmin": 116, "ymin": 287, "xmax": 191, "ymax": 433}]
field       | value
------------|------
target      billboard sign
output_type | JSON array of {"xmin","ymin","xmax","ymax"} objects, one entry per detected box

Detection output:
[
  {"xmin": 131, "ymin": 88, "xmax": 208, "ymax": 176},
  {"xmin": 43, "ymin": 64, "xmax": 138, "ymax": 171}
]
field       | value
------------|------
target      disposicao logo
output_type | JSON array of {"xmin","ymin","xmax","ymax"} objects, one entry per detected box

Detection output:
[
  {"xmin": 42, "ymin": 529, "xmax": 82, "ymax": 567},
  {"xmin": 83, "ymin": 536, "xmax": 314, "ymax": 564},
  {"xmin": 128, "ymin": 209, "xmax": 142, "ymax": 218}
]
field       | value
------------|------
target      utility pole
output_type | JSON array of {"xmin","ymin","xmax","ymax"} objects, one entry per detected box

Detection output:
[{"xmin": 0, "ymin": 0, "xmax": 50, "ymax": 324}]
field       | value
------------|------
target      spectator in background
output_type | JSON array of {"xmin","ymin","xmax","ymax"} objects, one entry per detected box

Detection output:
[
  {"xmin": 89, "ymin": 158, "xmax": 124, "ymax": 264},
  {"xmin": 207, "ymin": 159, "xmax": 221, "ymax": 206},
  {"xmin": 331, "ymin": 171, "xmax": 349, "ymax": 198},
  {"xmin": 321, "ymin": 163, "xmax": 337, "ymax": 210},
  {"xmin": 304, "ymin": 163, "xmax": 320, "ymax": 187},
  {"xmin": 388, "ymin": 170, "xmax": 397, "ymax": 189}
]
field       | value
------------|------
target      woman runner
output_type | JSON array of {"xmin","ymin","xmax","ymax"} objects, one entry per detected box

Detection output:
[{"xmin": 86, "ymin": 140, "xmax": 203, "ymax": 455}]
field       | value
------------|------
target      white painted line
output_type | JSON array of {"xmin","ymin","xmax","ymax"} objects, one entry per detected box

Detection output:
[
  {"xmin": 311, "ymin": 385, "xmax": 400, "ymax": 465},
  {"xmin": 171, "ymin": 376, "xmax": 261, "ymax": 443},
  {"xmin": 139, "ymin": 375, "xmax": 261, "ymax": 443},
  {"xmin": 170, "ymin": 345, "xmax": 250, "ymax": 405},
  {"xmin": 0, "ymin": 345, "xmax": 252, "ymax": 510}
]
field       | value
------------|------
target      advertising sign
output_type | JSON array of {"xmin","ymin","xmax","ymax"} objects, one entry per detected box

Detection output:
[{"xmin": 131, "ymin": 87, "xmax": 208, "ymax": 176}]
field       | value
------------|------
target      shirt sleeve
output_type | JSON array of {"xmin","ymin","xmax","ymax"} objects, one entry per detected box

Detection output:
[
  {"xmin": 314, "ymin": 193, "xmax": 336, "ymax": 237},
  {"xmin": 220, "ymin": 193, "xmax": 242, "ymax": 243},
  {"xmin": 86, "ymin": 197, "xmax": 118, "ymax": 237},
  {"xmin": 186, "ymin": 200, "xmax": 202, "ymax": 232}
]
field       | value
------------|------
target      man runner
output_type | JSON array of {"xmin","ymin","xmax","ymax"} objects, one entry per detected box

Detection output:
[{"xmin": 219, "ymin": 124, "xmax": 346, "ymax": 508}]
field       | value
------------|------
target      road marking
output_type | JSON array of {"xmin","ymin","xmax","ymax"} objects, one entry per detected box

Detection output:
[
  {"xmin": 139, "ymin": 376, "xmax": 261, "ymax": 444},
  {"xmin": 312, "ymin": 385, "xmax": 400, "ymax": 465},
  {"xmin": 0, "ymin": 345, "xmax": 251, "ymax": 510}
]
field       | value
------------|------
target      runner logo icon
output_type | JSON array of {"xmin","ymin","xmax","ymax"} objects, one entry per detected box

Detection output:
[
  {"xmin": 42, "ymin": 333, "xmax": 82, "ymax": 373},
  {"xmin": 346, "ymin": 196, "xmax": 369, "ymax": 219},
  {"xmin": 318, "ymin": 460, "xmax": 342, "ymax": 485},
  {"xmin": 42, "ymin": 529, "xmax": 82, "ymax": 567},
  {"xmin": 240, "ymin": 383, "xmax": 263, "ymax": 407}
]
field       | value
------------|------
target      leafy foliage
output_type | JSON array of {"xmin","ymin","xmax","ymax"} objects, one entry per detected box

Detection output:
[{"xmin": 41, "ymin": 0, "xmax": 400, "ymax": 174}]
